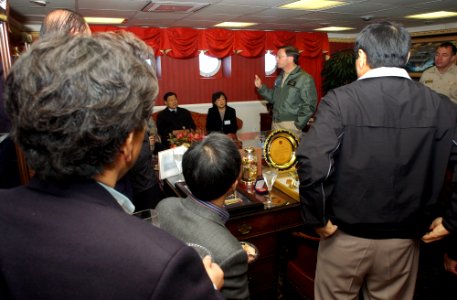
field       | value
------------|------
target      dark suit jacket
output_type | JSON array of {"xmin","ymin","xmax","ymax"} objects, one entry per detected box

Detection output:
[
  {"xmin": 0, "ymin": 178, "xmax": 223, "ymax": 300},
  {"xmin": 157, "ymin": 107, "xmax": 196, "ymax": 147},
  {"xmin": 206, "ymin": 106, "xmax": 238, "ymax": 134},
  {"xmin": 157, "ymin": 196, "xmax": 249, "ymax": 300}
]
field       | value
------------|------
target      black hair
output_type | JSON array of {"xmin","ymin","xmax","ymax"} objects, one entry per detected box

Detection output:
[
  {"xmin": 438, "ymin": 42, "xmax": 457, "ymax": 56},
  {"xmin": 163, "ymin": 92, "xmax": 177, "ymax": 101},
  {"xmin": 354, "ymin": 21, "xmax": 411, "ymax": 68},
  {"xmin": 211, "ymin": 91, "xmax": 227, "ymax": 106},
  {"xmin": 182, "ymin": 133, "xmax": 241, "ymax": 201},
  {"xmin": 279, "ymin": 45, "xmax": 300, "ymax": 65}
]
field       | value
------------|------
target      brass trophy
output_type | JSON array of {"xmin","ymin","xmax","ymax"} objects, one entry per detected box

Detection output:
[{"xmin": 241, "ymin": 147, "xmax": 257, "ymax": 190}]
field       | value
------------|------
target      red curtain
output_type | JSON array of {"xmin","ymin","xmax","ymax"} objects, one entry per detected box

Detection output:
[
  {"xmin": 89, "ymin": 25, "xmax": 328, "ymax": 99},
  {"xmin": 234, "ymin": 31, "xmax": 265, "ymax": 58},
  {"xmin": 265, "ymin": 31, "xmax": 296, "ymax": 54},
  {"xmin": 89, "ymin": 25, "xmax": 328, "ymax": 60},
  {"xmin": 200, "ymin": 29, "xmax": 234, "ymax": 58},
  {"xmin": 160, "ymin": 28, "xmax": 200, "ymax": 58}
]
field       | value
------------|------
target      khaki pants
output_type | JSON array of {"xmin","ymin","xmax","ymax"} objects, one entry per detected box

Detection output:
[
  {"xmin": 315, "ymin": 230, "xmax": 419, "ymax": 300},
  {"xmin": 271, "ymin": 121, "xmax": 301, "ymax": 136}
]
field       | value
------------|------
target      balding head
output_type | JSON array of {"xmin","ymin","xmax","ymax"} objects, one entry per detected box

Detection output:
[{"xmin": 40, "ymin": 9, "xmax": 91, "ymax": 38}]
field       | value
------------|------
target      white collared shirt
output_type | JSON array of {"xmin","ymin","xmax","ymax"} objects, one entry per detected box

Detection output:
[{"xmin": 358, "ymin": 67, "xmax": 411, "ymax": 80}]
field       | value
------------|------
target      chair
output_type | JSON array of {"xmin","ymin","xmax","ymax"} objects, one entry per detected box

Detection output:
[{"xmin": 284, "ymin": 231, "xmax": 319, "ymax": 300}]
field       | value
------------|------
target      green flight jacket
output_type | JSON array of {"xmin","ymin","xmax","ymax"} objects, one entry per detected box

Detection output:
[{"xmin": 258, "ymin": 66, "xmax": 317, "ymax": 130}]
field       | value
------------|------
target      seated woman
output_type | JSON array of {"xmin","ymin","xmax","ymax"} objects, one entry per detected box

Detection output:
[{"xmin": 206, "ymin": 91, "xmax": 238, "ymax": 135}]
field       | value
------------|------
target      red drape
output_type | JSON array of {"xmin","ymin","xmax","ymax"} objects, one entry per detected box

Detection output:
[
  {"xmin": 234, "ymin": 31, "xmax": 265, "ymax": 58},
  {"xmin": 90, "ymin": 25, "xmax": 162, "ymax": 56},
  {"xmin": 89, "ymin": 25, "xmax": 328, "ymax": 60},
  {"xmin": 160, "ymin": 28, "xmax": 200, "ymax": 58},
  {"xmin": 89, "ymin": 25, "xmax": 328, "ymax": 99},
  {"xmin": 265, "ymin": 31, "xmax": 296, "ymax": 54},
  {"xmin": 199, "ymin": 29, "xmax": 234, "ymax": 58}
]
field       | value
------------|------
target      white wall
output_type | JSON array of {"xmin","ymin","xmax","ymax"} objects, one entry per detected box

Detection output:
[{"xmin": 153, "ymin": 100, "xmax": 269, "ymax": 133}]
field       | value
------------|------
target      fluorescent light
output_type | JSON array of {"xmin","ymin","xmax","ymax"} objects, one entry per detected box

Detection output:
[
  {"xmin": 406, "ymin": 11, "xmax": 457, "ymax": 19},
  {"xmin": 314, "ymin": 26, "xmax": 353, "ymax": 31},
  {"xmin": 84, "ymin": 17, "xmax": 125, "ymax": 24},
  {"xmin": 215, "ymin": 22, "xmax": 257, "ymax": 28},
  {"xmin": 279, "ymin": 0, "xmax": 348, "ymax": 10}
]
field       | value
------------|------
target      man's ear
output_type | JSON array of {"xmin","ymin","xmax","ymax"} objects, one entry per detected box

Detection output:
[
  {"xmin": 119, "ymin": 132, "xmax": 135, "ymax": 163},
  {"xmin": 230, "ymin": 179, "xmax": 239, "ymax": 194},
  {"xmin": 357, "ymin": 49, "xmax": 367, "ymax": 69}
]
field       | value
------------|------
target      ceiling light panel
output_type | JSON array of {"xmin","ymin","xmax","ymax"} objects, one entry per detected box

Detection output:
[
  {"xmin": 279, "ymin": 0, "xmax": 348, "ymax": 11},
  {"xmin": 406, "ymin": 11, "xmax": 457, "ymax": 19}
]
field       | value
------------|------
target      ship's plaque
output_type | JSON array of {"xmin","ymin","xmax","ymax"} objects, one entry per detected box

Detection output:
[{"xmin": 263, "ymin": 129, "xmax": 299, "ymax": 170}]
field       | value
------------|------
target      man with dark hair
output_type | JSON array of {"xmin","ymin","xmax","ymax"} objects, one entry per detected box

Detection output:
[
  {"xmin": 420, "ymin": 41, "xmax": 457, "ymax": 103},
  {"xmin": 0, "ymin": 33, "xmax": 223, "ymax": 299},
  {"xmin": 40, "ymin": 9, "xmax": 91, "ymax": 37},
  {"xmin": 157, "ymin": 91, "xmax": 196, "ymax": 148},
  {"xmin": 254, "ymin": 45, "xmax": 317, "ymax": 134},
  {"xmin": 108, "ymin": 30, "xmax": 165, "ymax": 210},
  {"xmin": 297, "ymin": 22, "xmax": 457, "ymax": 299},
  {"xmin": 156, "ymin": 133, "xmax": 249, "ymax": 300}
]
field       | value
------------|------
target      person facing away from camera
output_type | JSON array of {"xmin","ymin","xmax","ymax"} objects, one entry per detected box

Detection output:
[
  {"xmin": 157, "ymin": 133, "xmax": 250, "ymax": 300},
  {"xmin": 40, "ymin": 8, "xmax": 91, "ymax": 37},
  {"xmin": 297, "ymin": 21, "xmax": 457, "ymax": 300},
  {"xmin": 0, "ymin": 32, "xmax": 224, "ymax": 300}
]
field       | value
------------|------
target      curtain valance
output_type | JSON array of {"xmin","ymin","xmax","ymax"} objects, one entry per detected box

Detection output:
[{"xmin": 90, "ymin": 25, "xmax": 329, "ymax": 59}]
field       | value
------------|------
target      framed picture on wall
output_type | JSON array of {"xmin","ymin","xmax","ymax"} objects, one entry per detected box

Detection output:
[{"xmin": 405, "ymin": 35, "xmax": 457, "ymax": 78}]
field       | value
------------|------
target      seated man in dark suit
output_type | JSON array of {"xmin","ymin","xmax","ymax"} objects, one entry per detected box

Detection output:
[
  {"xmin": 157, "ymin": 91, "xmax": 196, "ymax": 148},
  {"xmin": 157, "ymin": 133, "xmax": 249, "ymax": 300},
  {"xmin": 0, "ymin": 32, "xmax": 223, "ymax": 299}
]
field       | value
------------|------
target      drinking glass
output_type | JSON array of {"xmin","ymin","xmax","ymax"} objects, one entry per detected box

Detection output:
[
  {"xmin": 262, "ymin": 168, "xmax": 278, "ymax": 208},
  {"xmin": 174, "ymin": 152, "xmax": 184, "ymax": 173},
  {"xmin": 173, "ymin": 147, "xmax": 186, "ymax": 182},
  {"xmin": 133, "ymin": 209, "xmax": 160, "ymax": 227}
]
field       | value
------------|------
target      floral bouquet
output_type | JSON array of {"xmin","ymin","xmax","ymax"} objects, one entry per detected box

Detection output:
[{"xmin": 168, "ymin": 129, "xmax": 204, "ymax": 148}]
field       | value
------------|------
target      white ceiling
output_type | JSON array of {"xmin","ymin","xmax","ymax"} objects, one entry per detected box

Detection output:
[{"xmin": 9, "ymin": 0, "xmax": 457, "ymax": 36}]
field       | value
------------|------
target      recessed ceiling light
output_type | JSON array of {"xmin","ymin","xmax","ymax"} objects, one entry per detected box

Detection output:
[
  {"xmin": 279, "ymin": 0, "xmax": 348, "ymax": 10},
  {"xmin": 215, "ymin": 22, "xmax": 257, "ymax": 28},
  {"xmin": 84, "ymin": 17, "xmax": 125, "ymax": 24},
  {"xmin": 406, "ymin": 11, "xmax": 457, "ymax": 19},
  {"xmin": 314, "ymin": 26, "xmax": 353, "ymax": 32}
]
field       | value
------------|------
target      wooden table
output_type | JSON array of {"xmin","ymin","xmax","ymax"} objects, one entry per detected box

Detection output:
[{"xmin": 163, "ymin": 175, "xmax": 304, "ymax": 300}]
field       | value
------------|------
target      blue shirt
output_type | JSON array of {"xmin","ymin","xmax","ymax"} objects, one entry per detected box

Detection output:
[{"xmin": 98, "ymin": 181, "xmax": 135, "ymax": 214}]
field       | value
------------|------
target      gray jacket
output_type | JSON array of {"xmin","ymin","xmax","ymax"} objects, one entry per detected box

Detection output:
[{"xmin": 156, "ymin": 196, "xmax": 249, "ymax": 300}]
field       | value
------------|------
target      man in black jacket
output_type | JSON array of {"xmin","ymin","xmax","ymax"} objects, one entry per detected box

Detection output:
[
  {"xmin": 297, "ymin": 21, "xmax": 457, "ymax": 300},
  {"xmin": 157, "ymin": 92, "xmax": 196, "ymax": 148}
]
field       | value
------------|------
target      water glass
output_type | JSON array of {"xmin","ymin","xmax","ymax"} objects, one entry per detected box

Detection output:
[{"xmin": 133, "ymin": 209, "xmax": 160, "ymax": 227}]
